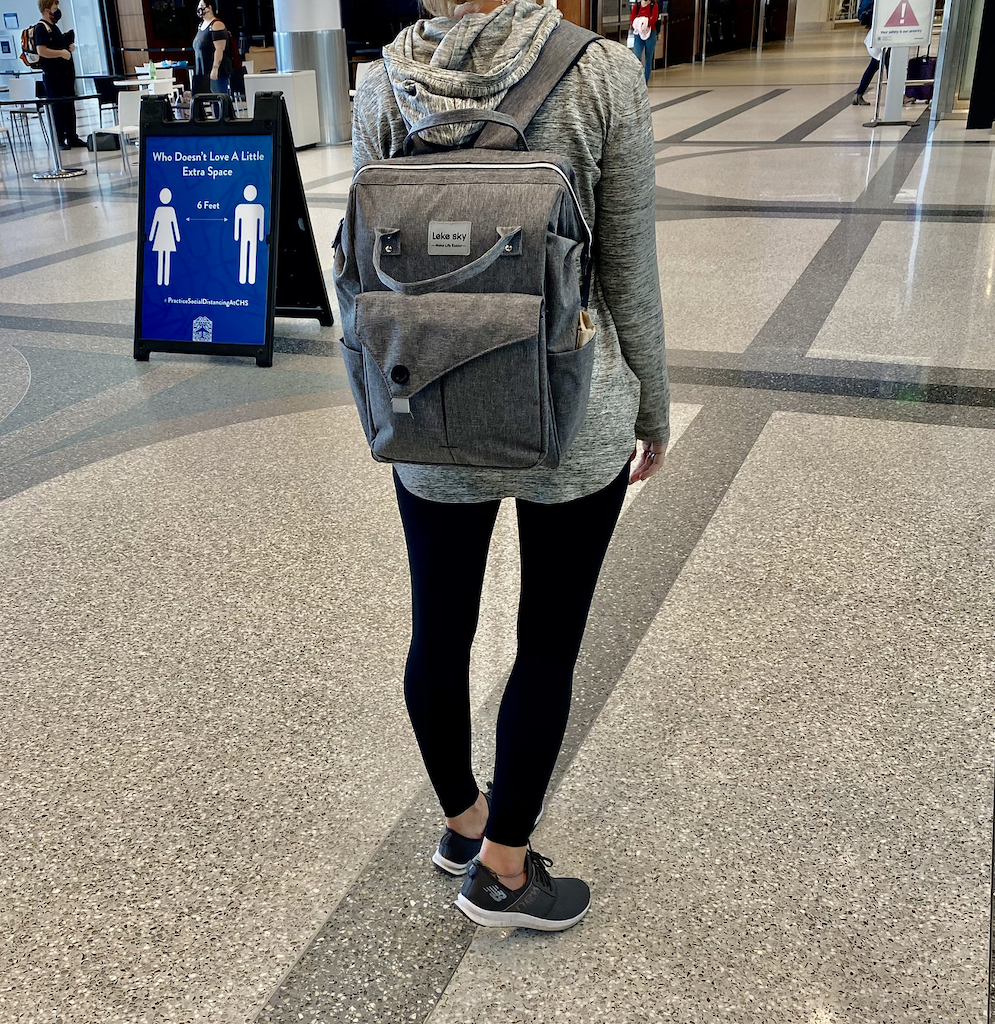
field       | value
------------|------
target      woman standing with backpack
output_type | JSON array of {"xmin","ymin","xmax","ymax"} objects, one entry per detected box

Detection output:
[
  {"xmin": 350, "ymin": 0, "xmax": 669, "ymax": 932},
  {"xmin": 631, "ymin": 0, "xmax": 661, "ymax": 83}
]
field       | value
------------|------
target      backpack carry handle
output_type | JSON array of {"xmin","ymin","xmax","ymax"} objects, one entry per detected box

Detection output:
[
  {"xmin": 403, "ymin": 109, "xmax": 529, "ymax": 156},
  {"xmin": 374, "ymin": 226, "xmax": 522, "ymax": 296}
]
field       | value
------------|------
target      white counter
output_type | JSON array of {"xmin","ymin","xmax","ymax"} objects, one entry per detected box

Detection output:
[{"xmin": 245, "ymin": 69, "xmax": 319, "ymax": 148}]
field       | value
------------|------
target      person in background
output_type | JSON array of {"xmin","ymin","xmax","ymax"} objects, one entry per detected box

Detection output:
[
  {"xmin": 192, "ymin": 0, "xmax": 231, "ymax": 98},
  {"xmin": 34, "ymin": 0, "xmax": 84, "ymax": 150},
  {"xmin": 853, "ymin": 29, "xmax": 888, "ymax": 105},
  {"xmin": 353, "ymin": 0, "xmax": 669, "ymax": 932},
  {"xmin": 630, "ymin": 0, "xmax": 660, "ymax": 84}
]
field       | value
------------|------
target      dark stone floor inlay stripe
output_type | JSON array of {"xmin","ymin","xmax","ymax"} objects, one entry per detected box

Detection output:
[
  {"xmin": 670, "ymin": 365, "xmax": 995, "ymax": 408},
  {"xmin": 0, "ymin": 315, "xmax": 132, "ymax": 338},
  {"xmin": 777, "ymin": 90, "xmax": 859, "ymax": 143},
  {"xmin": 657, "ymin": 89, "xmax": 791, "ymax": 145},
  {"xmin": 650, "ymin": 89, "xmax": 712, "ymax": 113},
  {"xmin": 0, "ymin": 232, "xmax": 136, "ymax": 281}
]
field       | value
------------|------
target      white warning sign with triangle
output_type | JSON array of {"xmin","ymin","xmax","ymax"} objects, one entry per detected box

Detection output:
[
  {"xmin": 885, "ymin": 1, "xmax": 919, "ymax": 25},
  {"xmin": 872, "ymin": 0, "xmax": 932, "ymax": 45}
]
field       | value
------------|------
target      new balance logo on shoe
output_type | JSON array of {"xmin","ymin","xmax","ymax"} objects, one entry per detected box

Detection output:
[{"xmin": 483, "ymin": 885, "xmax": 508, "ymax": 902}]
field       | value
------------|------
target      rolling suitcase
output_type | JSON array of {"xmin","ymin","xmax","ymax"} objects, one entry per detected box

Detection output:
[{"xmin": 906, "ymin": 46, "xmax": 936, "ymax": 102}]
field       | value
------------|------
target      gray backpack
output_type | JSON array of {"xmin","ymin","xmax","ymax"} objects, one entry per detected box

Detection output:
[{"xmin": 334, "ymin": 22, "xmax": 598, "ymax": 470}]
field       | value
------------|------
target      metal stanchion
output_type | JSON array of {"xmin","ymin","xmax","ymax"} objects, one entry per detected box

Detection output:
[{"xmin": 33, "ymin": 98, "xmax": 87, "ymax": 180}]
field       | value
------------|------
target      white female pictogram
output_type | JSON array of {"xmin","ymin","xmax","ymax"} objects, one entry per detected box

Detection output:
[
  {"xmin": 234, "ymin": 184, "xmax": 266, "ymax": 285},
  {"xmin": 149, "ymin": 187, "xmax": 181, "ymax": 286}
]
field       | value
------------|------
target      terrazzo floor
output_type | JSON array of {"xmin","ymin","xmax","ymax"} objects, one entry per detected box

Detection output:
[{"xmin": 1, "ymin": 22, "xmax": 993, "ymax": 1024}]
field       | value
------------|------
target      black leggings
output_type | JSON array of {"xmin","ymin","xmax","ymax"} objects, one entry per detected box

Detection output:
[{"xmin": 394, "ymin": 463, "xmax": 629, "ymax": 847}]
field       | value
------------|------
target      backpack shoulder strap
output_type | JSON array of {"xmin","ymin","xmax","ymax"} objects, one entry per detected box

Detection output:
[{"xmin": 474, "ymin": 20, "xmax": 599, "ymax": 150}]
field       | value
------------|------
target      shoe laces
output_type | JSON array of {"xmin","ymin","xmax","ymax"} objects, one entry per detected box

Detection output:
[{"xmin": 525, "ymin": 843, "xmax": 553, "ymax": 888}]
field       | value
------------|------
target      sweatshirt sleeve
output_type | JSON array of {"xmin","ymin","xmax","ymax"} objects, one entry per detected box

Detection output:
[
  {"xmin": 593, "ymin": 62, "xmax": 670, "ymax": 446},
  {"xmin": 352, "ymin": 62, "xmax": 407, "ymax": 172}
]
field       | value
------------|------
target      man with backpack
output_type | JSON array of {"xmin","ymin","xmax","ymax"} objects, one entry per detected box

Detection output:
[{"xmin": 33, "ymin": 0, "xmax": 85, "ymax": 149}]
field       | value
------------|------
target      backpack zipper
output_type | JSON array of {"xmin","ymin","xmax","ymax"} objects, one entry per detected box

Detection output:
[{"xmin": 353, "ymin": 161, "xmax": 593, "ymax": 250}]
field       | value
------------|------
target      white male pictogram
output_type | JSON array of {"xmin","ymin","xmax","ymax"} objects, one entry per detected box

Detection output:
[
  {"xmin": 234, "ymin": 184, "xmax": 266, "ymax": 285},
  {"xmin": 149, "ymin": 187, "xmax": 181, "ymax": 286}
]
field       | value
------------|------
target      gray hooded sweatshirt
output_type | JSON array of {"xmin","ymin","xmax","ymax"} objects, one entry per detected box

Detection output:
[{"xmin": 352, "ymin": 1, "xmax": 669, "ymax": 504}]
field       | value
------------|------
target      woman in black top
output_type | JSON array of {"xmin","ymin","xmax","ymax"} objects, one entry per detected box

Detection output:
[
  {"xmin": 192, "ymin": 0, "xmax": 231, "ymax": 96},
  {"xmin": 34, "ymin": 0, "xmax": 84, "ymax": 149}
]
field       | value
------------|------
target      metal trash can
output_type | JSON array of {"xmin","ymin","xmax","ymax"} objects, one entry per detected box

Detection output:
[{"xmin": 274, "ymin": 27, "xmax": 351, "ymax": 145}]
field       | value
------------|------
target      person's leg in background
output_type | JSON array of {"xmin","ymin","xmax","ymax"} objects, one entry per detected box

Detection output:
[
  {"xmin": 480, "ymin": 462, "xmax": 630, "ymax": 886},
  {"xmin": 44, "ymin": 70, "xmax": 78, "ymax": 146},
  {"xmin": 393, "ymin": 472, "xmax": 500, "ymax": 831},
  {"xmin": 632, "ymin": 33, "xmax": 648, "ymax": 82},
  {"xmin": 209, "ymin": 76, "xmax": 230, "ymax": 118},
  {"xmin": 642, "ymin": 31, "xmax": 658, "ymax": 82},
  {"xmin": 853, "ymin": 57, "xmax": 880, "ymax": 104}
]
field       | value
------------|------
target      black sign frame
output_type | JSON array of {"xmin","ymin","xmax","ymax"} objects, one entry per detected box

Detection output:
[{"xmin": 134, "ymin": 93, "xmax": 332, "ymax": 368}]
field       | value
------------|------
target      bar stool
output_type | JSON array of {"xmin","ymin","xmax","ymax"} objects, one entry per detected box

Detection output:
[
  {"xmin": 93, "ymin": 88, "xmax": 140, "ymax": 176},
  {"xmin": 0, "ymin": 122, "xmax": 19, "ymax": 172}
]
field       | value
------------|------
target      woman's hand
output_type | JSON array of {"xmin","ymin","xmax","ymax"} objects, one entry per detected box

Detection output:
[{"xmin": 629, "ymin": 439, "xmax": 667, "ymax": 484}]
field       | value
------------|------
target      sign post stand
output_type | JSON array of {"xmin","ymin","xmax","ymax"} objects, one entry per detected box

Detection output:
[
  {"xmin": 134, "ymin": 94, "xmax": 333, "ymax": 368},
  {"xmin": 863, "ymin": 0, "xmax": 932, "ymax": 128}
]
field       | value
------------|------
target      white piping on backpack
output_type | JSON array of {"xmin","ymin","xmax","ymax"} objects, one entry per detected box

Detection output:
[{"xmin": 353, "ymin": 161, "xmax": 593, "ymax": 252}]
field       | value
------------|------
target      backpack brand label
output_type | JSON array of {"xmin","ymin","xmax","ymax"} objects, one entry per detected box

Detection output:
[{"xmin": 428, "ymin": 221, "xmax": 471, "ymax": 256}]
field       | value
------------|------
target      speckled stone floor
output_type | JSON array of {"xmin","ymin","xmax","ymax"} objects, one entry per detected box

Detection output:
[{"xmin": 0, "ymin": 24, "xmax": 992, "ymax": 1024}]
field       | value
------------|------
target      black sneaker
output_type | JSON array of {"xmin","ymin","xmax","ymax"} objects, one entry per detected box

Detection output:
[
  {"xmin": 456, "ymin": 846, "xmax": 590, "ymax": 932},
  {"xmin": 433, "ymin": 785, "xmax": 544, "ymax": 876}
]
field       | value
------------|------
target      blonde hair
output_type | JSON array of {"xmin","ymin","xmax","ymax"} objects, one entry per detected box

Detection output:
[
  {"xmin": 37, "ymin": 0, "xmax": 57, "ymax": 12},
  {"xmin": 421, "ymin": 0, "xmax": 534, "ymax": 16},
  {"xmin": 420, "ymin": 0, "xmax": 461, "ymax": 13}
]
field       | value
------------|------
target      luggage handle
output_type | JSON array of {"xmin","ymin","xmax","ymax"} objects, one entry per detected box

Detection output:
[
  {"xmin": 373, "ymin": 226, "xmax": 522, "ymax": 296},
  {"xmin": 403, "ymin": 110, "xmax": 529, "ymax": 156}
]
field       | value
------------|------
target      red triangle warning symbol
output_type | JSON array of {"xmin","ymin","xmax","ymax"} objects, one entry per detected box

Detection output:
[{"xmin": 885, "ymin": 1, "xmax": 920, "ymax": 26}]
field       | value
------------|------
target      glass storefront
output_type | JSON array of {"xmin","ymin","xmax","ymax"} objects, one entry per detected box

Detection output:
[
  {"xmin": 956, "ymin": 0, "xmax": 985, "ymax": 102},
  {"xmin": 65, "ymin": 0, "xmax": 110, "ymax": 76}
]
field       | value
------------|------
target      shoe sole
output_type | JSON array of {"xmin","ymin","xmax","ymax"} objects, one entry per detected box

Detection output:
[
  {"xmin": 433, "ymin": 850, "xmax": 472, "ymax": 876},
  {"xmin": 455, "ymin": 892, "xmax": 590, "ymax": 932},
  {"xmin": 433, "ymin": 803, "xmax": 546, "ymax": 877}
]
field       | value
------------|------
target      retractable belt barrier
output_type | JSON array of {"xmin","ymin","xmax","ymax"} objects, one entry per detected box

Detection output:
[{"xmin": 134, "ymin": 93, "xmax": 333, "ymax": 367}]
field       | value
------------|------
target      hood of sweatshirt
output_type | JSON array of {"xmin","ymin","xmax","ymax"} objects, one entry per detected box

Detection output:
[{"xmin": 382, "ymin": 0, "xmax": 561, "ymax": 148}]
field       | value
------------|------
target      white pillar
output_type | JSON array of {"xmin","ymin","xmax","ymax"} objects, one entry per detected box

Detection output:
[{"xmin": 883, "ymin": 45, "xmax": 910, "ymax": 122}]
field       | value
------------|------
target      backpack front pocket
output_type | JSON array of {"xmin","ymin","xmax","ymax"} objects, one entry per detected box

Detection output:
[{"xmin": 354, "ymin": 291, "xmax": 547, "ymax": 468}]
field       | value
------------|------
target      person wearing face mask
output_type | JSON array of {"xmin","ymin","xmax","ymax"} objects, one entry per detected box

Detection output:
[
  {"xmin": 192, "ymin": 0, "xmax": 232, "ymax": 98},
  {"xmin": 34, "ymin": 0, "xmax": 84, "ymax": 150}
]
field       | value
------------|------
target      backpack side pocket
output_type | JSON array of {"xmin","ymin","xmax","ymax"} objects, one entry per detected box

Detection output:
[{"xmin": 339, "ymin": 341, "xmax": 375, "ymax": 447}]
